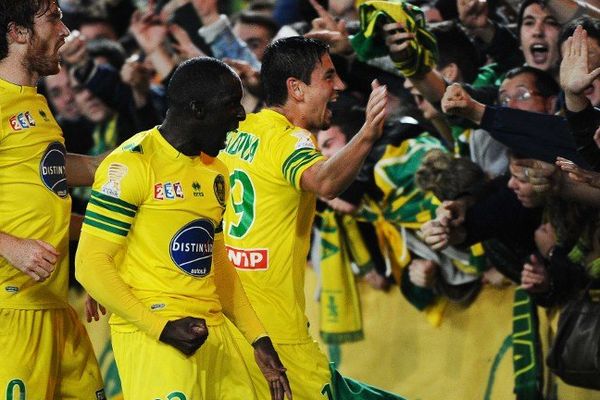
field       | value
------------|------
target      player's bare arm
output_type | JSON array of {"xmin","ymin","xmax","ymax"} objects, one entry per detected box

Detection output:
[
  {"xmin": 0, "ymin": 231, "xmax": 59, "ymax": 282},
  {"xmin": 253, "ymin": 337, "xmax": 293, "ymax": 400},
  {"xmin": 300, "ymin": 80, "xmax": 387, "ymax": 199},
  {"xmin": 66, "ymin": 151, "xmax": 108, "ymax": 187}
]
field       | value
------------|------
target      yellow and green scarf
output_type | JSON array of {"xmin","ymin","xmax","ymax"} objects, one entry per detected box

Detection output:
[{"xmin": 350, "ymin": 0, "xmax": 438, "ymax": 77}]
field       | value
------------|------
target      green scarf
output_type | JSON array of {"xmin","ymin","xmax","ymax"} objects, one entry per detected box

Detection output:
[
  {"xmin": 318, "ymin": 210, "xmax": 366, "ymax": 344},
  {"xmin": 322, "ymin": 363, "xmax": 408, "ymax": 399},
  {"xmin": 512, "ymin": 288, "xmax": 543, "ymax": 400},
  {"xmin": 350, "ymin": 0, "xmax": 437, "ymax": 77}
]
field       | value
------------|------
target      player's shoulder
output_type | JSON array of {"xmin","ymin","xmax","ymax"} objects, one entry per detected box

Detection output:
[{"xmin": 100, "ymin": 129, "xmax": 154, "ymax": 171}]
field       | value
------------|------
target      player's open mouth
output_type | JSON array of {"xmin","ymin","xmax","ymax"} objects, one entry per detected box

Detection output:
[{"xmin": 530, "ymin": 43, "xmax": 549, "ymax": 64}]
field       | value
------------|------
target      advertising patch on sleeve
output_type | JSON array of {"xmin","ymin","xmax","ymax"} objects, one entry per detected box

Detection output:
[{"xmin": 39, "ymin": 141, "xmax": 68, "ymax": 198}]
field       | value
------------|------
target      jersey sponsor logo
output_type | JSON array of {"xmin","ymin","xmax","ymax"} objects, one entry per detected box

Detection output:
[
  {"xmin": 226, "ymin": 245, "xmax": 269, "ymax": 270},
  {"xmin": 154, "ymin": 181, "xmax": 184, "ymax": 200},
  {"xmin": 292, "ymin": 130, "xmax": 316, "ymax": 150},
  {"xmin": 9, "ymin": 111, "xmax": 36, "ymax": 131},
  {"xmin": 39, "ymin": 141, "xmax": 68, "ymax": 198},
  {"xmin": 170, "ymin": 219, "xmax": 215, "ymax": 277},
  {"xmin": 150, "ymin": 303, "xmax": 166, "ymax": 310},
  {"xmin": 101, "ymin": 163, "xmax": 128, "ymax": 198},
  {"xmin": 5, "ymin": 286, "xmax": 18, "ymax": 293},
  {"xmin": 223, "ymin": 130, "xmax": 260, "ymax": 163},
  {"xmin": 214, "ymin": 175, "xmax": 226, "ymax": 207}
]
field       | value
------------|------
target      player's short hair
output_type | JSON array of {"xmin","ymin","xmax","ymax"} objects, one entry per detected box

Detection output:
[
  {"xmin": 0, "ymin": 0, "xmax": 52, "ymax": 60},
  {"xmin": 167, "ymin": 57, "xmax": 238, "ymax": 112},
  {"xmin": 261, "ymin": 36, "xmax": 329, "ymax": 107}
]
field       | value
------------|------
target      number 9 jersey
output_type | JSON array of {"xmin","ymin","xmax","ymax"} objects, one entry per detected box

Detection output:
[{"xmin": 218, "ymin": 108, "xmax": 325, "ymax": 344}]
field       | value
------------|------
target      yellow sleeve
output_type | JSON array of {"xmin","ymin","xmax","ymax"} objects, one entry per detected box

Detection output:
[
  {"xmin": 279, "ymin": 129, "xmax": 326, "ymax": 190},
  {"xmin": 75, "ymin": 232, "xmax": 169, "ymax": 340},
  {"xmin": 212, "ymin": 235, "xmax": 267, "ymax": 344},
  {"xmin": 81, "ymin": 151, "xmax": 146, "ymax": 244}
]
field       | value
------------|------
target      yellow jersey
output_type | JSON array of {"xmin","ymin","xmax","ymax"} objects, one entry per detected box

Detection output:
[
  {"xmin": 0, "ymin": 78, "xmax": 70, "ymax": 309},
  {"xmin": 219, "ymin": 108, "xmax": 325, "ymax": 343},
  {"xmin": 81, "ymin": 127, "xmax": 232, "ymax": 330}
]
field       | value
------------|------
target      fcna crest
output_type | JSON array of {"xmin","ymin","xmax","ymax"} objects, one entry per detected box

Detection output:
[{"xmin": 214, "ymin": 175, "xmax": 226, "ymax": 206}]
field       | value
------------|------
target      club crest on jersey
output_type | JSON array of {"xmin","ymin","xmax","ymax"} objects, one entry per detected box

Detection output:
[
  {"xmin": 214, "ymin": 175, "xmax": 226, "ymax": 206},
  {"xmin": 101, "ymin": 163, "xmax": 128, "ymax": 198},
  {"xmin": 170, "ymin": 219, "xmax": 214, "ymax": 277},
  {"xmin": 292, "ymin": 131, "xmax": 316, "ymax": 150},
  {"xmin": 95, "ymin": 389, "xmax": 106, "ymax": 400},
  {"xmin": 40, "ymin": 141, "xmax": 68, "ymax": 198},
  {"xmin": 9, "ymin": 111, "xmax": 36, "ymax": 131},
  {"xmin": 154, "ymin": 182, "xmax": 184, "ymax": 200}
]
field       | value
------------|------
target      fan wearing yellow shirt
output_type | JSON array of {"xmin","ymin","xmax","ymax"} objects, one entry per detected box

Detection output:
[
  {"xmin": 75, "ymin": 57, "xmax": 292, "ymax": 400},
  {"xmin": 219, "ymin": 36, "xmax": 388, "ymax": 399},
  {"xmin": 0, "ymin": 2, "xmax": 107, "ymax": 399}
]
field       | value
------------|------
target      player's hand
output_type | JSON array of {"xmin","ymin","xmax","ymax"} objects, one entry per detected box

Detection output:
[
  {"xmin": 253, "ymin": 337, "xmax": 292, "ymax": 400},
  {"xmin": 85, "ymin": 294, "xmax": 107, "ymax": 322},
  {"xmin": 1, "ymin": 236, "xmax": 59, "ymax": 282},
  {"xmin": 159, "ymin": 317, "xmax": 208, "ymax": 356},
  {"xmin": 441, "ymin": 83, "xmax": 486, "ymax": 124},
  {"xmin": 362, "ymin": 80, "xmax": 388, "ymax": 143}
]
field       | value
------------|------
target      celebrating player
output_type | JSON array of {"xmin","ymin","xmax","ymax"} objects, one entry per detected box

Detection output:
[
  {"xmin": 219, "ymin": 36, "xmax": 388, "ymax": 398},
  {"xmin": 0, "ymin": 1, "xmax": 107, "ymax": 398},
  {"xmin": 76, "ymin": 57, "xmax": 292, "ymax": 400}
]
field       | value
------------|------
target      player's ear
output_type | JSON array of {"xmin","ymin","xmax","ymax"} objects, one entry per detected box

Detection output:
[
  {"xmin": 7, "ymin": 23, "xmax": 30, "ymax": 44},
  {"xmin": 190, "ymin": 100, "xmax": 206, "ymax": 120},
  {"xmin": 287, "ymin": 78, "xmax": 304, "ymax": 102}
]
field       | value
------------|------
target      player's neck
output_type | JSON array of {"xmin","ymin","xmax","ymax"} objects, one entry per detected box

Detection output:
[
  {"xmin": 158, "ymin": 122, "xmax": 201, "ymax": 157},
  {"xmin": 0, "ymin": 57, "xmax": 39, "ymax": 87},
  {"xmin": 269, "ymin": 103, "xmax": 310, "ymax": 131}
]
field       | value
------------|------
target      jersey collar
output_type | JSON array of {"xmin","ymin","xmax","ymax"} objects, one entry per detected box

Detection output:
[{"xmin": 0, "ymin": 77, "xmax": 37, "ymax": 95}]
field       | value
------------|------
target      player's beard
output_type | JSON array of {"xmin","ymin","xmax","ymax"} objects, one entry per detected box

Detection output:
[{"xmin": 24, "ymin": 32, "xmax": 60, "ymax": 77}]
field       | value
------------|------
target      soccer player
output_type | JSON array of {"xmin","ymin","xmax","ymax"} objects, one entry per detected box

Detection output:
[
  {"xmin": 75, "ymin": 57, "xmax": 292, "ymax": 400},
  {"xmin": 219, "ymin": 36, "xmax": 388, "ymax": 399},
  {"xmin": 0, "ymin": 1, "xmax": 106, "ymax": 398}
]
